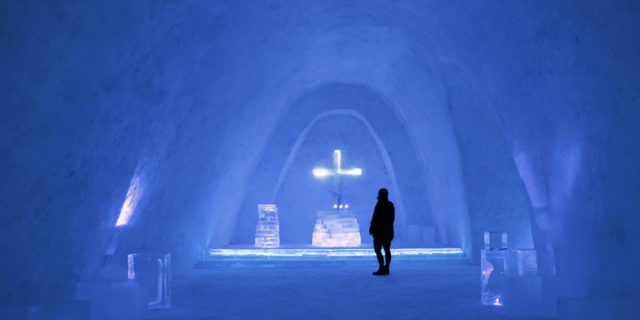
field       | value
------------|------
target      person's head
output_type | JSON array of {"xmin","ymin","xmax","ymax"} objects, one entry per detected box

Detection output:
[{"xmin": 377, "ymin": 188, "xmax": 389, "ymax": 201}]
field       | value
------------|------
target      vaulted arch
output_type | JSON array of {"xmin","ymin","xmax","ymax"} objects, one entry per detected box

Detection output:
[{"xmin": 270, "ymin": 109, "xmax": 407, "ymax": 229}]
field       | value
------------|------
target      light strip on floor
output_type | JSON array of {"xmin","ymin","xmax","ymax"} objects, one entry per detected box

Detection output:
[{"xmin": 207, "ymin": 248, "xmax": 464, "ymax": 258}]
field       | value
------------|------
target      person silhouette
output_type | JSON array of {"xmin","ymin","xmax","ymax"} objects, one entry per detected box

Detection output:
[{"xmin": 369, "ymin": 188, "xmax": 395, "ymax": 275}]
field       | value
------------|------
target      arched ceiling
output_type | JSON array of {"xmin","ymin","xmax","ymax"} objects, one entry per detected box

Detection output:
[{"xmin": 1, "ymin": 0, "xmax": 639, "ymax": 303}]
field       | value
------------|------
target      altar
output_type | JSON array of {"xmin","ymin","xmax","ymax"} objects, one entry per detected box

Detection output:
[{"xmin": 312, "ymin": 208, "xmax": 361, "ymax": 247}]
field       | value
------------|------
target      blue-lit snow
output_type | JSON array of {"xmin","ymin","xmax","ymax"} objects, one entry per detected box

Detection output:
[{"xmin": 147, "ymin": 263, "xmax": 517, "ymax": 320}]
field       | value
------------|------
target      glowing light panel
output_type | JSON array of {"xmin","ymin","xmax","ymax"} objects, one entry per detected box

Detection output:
[
  {"xmin": 115, "ymin": 175, "xmax": 144, "ymax": 227},
  {"xmin": 340, "ymin": 168, "xmax": 362, "ymax": 176},
  {"xmin": 312, "ymin": 168, "xmax": 334, "ymax": 178},
  {"xmin": 207, "ymin": 248, "xmax": 464, "ymax": 258}
]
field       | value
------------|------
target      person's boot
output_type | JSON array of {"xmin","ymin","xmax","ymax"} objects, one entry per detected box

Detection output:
[
  {"xmin": 383, "ymin": 265, "xmax": 390, "ymax": 275},
  {"xmin": 372, "ymin": 266, "xmax": 386, "ymax": 275}
]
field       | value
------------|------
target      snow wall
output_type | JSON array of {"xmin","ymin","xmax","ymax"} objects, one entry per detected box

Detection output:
[{"xmin": 1, "ymin": 0, "xmax": 639, "ymax": 308}]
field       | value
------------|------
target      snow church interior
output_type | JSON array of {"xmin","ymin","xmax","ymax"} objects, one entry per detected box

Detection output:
[{"xmin": 1, "ymin": 1, "xmax": 640, "ymax": 319}]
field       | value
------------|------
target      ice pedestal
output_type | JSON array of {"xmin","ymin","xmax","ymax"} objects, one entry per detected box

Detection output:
[
  {"xmin": 254, "ymin": 204, "xmax": 280, "ymax": 248},
  {"xmin": 127, "ymin": 253, "xmax": 171, "ymax": 309},
  {"xmin": 312, "ymin": 209, "xmax": 361, "ymax": 247},
  {"xmin": 481, "ymin": 247, "xmax": 538, "ymax": 307}
]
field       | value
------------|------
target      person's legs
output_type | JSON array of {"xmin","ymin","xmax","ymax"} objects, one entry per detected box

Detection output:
[
  {"xmin": 383, "ymin": 240, "xmax": 391, "ymax": 266},
  {"xmin": 373, "ymin": 238, "xmax": 384, "ymax": 268},
  {"xmin": 383, "ymin": 239, "xmax": 391, "ymax": 274}
]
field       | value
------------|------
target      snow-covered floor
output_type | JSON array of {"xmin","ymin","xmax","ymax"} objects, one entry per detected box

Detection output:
[{"xmin": 147, "ymin": 261, "xmax": 517, "ymax": 320}]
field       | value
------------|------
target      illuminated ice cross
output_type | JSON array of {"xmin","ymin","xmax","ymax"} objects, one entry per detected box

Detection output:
[{"xmin": 312, "ymin": 150, "xmax": 362, "ymax": 205}]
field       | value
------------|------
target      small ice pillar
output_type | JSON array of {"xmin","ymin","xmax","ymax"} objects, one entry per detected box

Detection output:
[
  {"xmin": 127, "ymin": 253, "xmax": 171, "ymax": 309},
  {"xmin": 254, "ymin": 204, "xmax": 280, "ymax": 248}
]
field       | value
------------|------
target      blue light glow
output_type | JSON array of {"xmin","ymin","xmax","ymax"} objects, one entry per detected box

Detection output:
[
  {"xmin": 312, "ymin": 167, "xmax": 334, "ymax": 178},
  {"xmin": 207, "ymin": 248, "xmax": 464, "ymax": 258},
  {"xmin": 312, "ymin": 150, "xmax": 362, "ymax": 178}
]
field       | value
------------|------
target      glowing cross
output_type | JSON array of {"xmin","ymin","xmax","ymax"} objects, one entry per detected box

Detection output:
[{"xmin": 312, "ymin": 150, "xmax": 362, "ymax": 205}]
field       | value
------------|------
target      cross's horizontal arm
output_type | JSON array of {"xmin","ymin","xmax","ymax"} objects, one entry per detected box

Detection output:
[
  {"xmin": 337, "ymin": 168, "xmax": 362, "ymax": 176},
  {"xmin": 312, "ymin": 168, "xmax": 335, "ymax": 178}
]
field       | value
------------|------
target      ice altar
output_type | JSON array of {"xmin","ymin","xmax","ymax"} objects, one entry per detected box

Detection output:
[
  {"xmin": 254, "ymin": 204, "xmax": 280, "ymax": 248},
  {"xmin": 311, "ymin": 150, "xmax": 362, "ymax": 247},
  {"xmin": 312, "ymin": 205, "xmax": 362, "ymax": 247}
]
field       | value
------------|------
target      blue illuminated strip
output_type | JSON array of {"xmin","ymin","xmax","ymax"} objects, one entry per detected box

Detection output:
[{"xmin": 207, "ymin": 248, "xmax": 464, "ymax": 258}]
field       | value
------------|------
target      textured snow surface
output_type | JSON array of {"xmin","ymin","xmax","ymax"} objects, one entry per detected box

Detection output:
[
  {"xmin": 147, "ymin": 263, "xmax": 524, "ymax": 320},
  {"xmin": 2, "ymin": 0, "xmax": 640, "ymax": 308}
]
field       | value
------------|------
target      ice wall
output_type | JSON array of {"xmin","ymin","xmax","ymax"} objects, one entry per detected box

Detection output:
[{"xmin": 1, "ymin": 0, "xmax": 639, "ymax": 309}]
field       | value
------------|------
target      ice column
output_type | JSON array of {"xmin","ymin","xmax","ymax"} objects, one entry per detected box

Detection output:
[{"xmin": 254, "ymin": 204, "xmax": 280, "ymax": 248}]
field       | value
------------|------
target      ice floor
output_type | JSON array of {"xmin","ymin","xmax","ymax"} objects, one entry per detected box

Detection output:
[{"xmin": 147, "ymin": 261, "xmax": 528, "ymax": 320}]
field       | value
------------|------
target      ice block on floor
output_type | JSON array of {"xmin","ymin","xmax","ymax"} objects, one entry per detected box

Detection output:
[{"xmin": 127, "ymin": 253, "xmax": 171, "ymax": 309}]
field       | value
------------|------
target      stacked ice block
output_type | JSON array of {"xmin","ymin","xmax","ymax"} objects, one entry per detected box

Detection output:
[
  {"xmin": 312, "ymin": 209, "xmax": 361, "ymax": 247},
  {"xmin": 254, "ymin": 204, "xmax": 280, "ymax": 248}
]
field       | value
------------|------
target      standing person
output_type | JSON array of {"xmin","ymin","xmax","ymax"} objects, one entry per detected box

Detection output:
[{"xmin": 369, "ymin": 188, "xmax": 395, "ymax": 275}]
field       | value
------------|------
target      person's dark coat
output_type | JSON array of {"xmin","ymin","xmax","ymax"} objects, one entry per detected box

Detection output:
[{"xmin": 369, "ymin": 200, "xmax": 395, "ymax": 240}]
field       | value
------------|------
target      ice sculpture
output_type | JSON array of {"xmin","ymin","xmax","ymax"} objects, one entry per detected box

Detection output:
[
  {"xmin": 481, "ymin": 249, "xmax": 506, "ymax": 306},
  {"xmin": 481, "ymin": 231, "xmax": 538, "ymax": 307},
  {"xmin": 127, "ymin": 253, "xmax": 171, "ymax": 309},
  {"xmin": 254, "ymin": 204, "xmax": 280, "ymax": 248},
  {"xmin": 481, "ymin": 231, "xmax": 508, "ymax": 306},
  {"xmin": 312, "ymin": 207, "xmax": 361, "ymax": 247}
]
